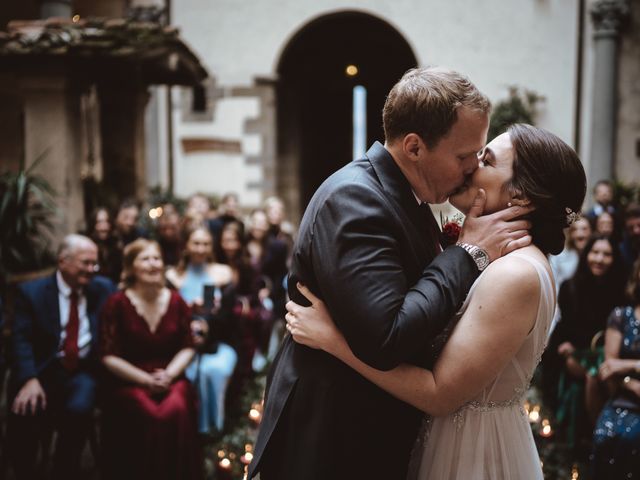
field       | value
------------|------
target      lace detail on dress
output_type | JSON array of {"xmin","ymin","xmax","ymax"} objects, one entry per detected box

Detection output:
[
  {"xmin": 452, "ymin": 387, "xmax": 528, "ymax": 429},
  {"xmin": 410, "ymin": 252, "xmax": 554, "ymax": 480},
  {"xmin": 407, "ymin": 415, "xmax": 433, "ymax": 480}
]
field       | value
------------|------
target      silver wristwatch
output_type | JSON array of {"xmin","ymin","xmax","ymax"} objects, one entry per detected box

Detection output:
[{"xmin": 456, "ymin": 242, "xmax": 490, "ymax": 272}]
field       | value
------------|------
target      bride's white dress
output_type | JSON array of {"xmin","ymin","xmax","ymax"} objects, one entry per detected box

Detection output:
[{"xmin": 408, "ymin": 253, "xmax": 554, "ymax": 480}]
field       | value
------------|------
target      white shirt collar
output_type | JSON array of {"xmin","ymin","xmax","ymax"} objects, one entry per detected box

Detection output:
[{"xmin": 56, "ymin": 270, "xmax": 77, "ymax": 298}]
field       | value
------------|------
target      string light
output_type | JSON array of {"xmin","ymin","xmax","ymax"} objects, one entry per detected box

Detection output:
[
  {"xmin": 72, "ymin": 14, "xmax": 80, "ymax": 23},
  {"xmin": 571, "ymin": 463, "xmax": 579, "ymax": 479},
  {"xmin": 528, "ymin": 405, "xmax": 540, "ymax": 423},
  {"xmin": 148, "ymin": 206, "xmax": 163, "ymax": 219},
  {"xmin": 540, "ymin": 418, "xmax": 552, "ymax": 437},
  {"xmin": 249, "ymin": 401, "xmax": 263, "ymax": 423},
  {"xmin": 219, "ymin": 458, "xmax": 231, "ymax": 470}
]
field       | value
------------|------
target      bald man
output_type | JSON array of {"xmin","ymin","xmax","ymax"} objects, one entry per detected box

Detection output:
[{"xmin": 7, "ymin": 234, "xmax": 116, "ymax": 479}]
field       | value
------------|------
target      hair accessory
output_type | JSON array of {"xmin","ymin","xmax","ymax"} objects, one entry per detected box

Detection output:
[{"xmin": 565, "ymin": 207, "xmax": 580, "ymax": 226}]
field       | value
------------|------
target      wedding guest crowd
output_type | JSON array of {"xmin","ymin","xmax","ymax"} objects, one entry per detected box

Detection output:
[
  {"xmin": 4, "ymin": 181, "xmax": 640, "ymax": 478},
  {"xmin": 0, "ymin": 193, "xmax": 294, "ymax": 479},
  {"xmin": 544, "ymin": 183, "xmax": 640, "ymax": 477}
]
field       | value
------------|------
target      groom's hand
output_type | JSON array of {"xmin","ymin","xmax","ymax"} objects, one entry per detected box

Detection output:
[{"xmin": 457, "ymin": 189, "xmax": 533, "ymax": 262}]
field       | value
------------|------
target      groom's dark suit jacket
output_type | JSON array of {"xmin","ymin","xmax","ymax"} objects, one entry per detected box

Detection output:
[{"xmin": 250, "ymin": 142, "xmax": 479, "ymax": 480}]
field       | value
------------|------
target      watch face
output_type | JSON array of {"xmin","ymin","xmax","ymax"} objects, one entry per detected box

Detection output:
[{"xmin": 474, "ymin": 249, "xmax": 490, "ymax": 270}]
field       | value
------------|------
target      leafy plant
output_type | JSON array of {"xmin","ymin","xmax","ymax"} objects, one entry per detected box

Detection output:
[
  {"xmin": 613, "ymin": 180, "xmax": 640, "ymax": 209},
  {"xmin": 488, "ymin": 87, "xmax": 544, "ymax": 141},
  {"xmin": 0, "ymin": 157, "xmax": 57, "ymax": 281}
]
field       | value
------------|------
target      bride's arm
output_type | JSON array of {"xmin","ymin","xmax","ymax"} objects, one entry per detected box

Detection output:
[{"xmin": 286, "ymin": 257, "xmax": 540, "ymax": 416}]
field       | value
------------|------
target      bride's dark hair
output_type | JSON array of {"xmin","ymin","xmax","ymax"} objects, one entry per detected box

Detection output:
[{"xmin": 506, "ymin": 124, "xmax": 587, "ymax": 255}]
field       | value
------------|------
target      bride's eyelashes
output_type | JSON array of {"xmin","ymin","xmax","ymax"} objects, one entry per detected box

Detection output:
[{"xmin": 478, "ymin": 149, "xmax": 493, "ymax": 167}]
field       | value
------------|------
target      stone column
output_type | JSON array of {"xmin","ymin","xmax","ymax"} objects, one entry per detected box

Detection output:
[
  {"xmin": 98, "ymin": 83, "xmax": 151, "ymax": 203},
  {"xmin": 22, "ymin": 75, "xmax": 86, "ymax": 241},
  {"xmin": 588, "ymin": 0, "xmax": 629, "ymax": 184},
  {"xmin": 39, "ymin": 0, "xmax": 72, "ymax": 18}
]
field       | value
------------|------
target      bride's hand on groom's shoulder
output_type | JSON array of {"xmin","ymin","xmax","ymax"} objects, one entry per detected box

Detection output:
[
  {"xmin": 458, "ymin": 188, "xmax": 534, "ymax": 261},
  {"xmin": 285, "ymin": 283, "xmax": 343, "ymax": 355}
]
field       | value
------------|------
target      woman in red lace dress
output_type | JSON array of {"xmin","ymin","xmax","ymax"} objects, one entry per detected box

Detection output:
[{"xmin": 100, "ymin": 239, "xmax": 201, "ymax": 480}]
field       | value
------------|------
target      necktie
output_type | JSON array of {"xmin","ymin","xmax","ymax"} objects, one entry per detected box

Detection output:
[{"xmin": 62, "ymin": 291, "xmax": 80, "ymax": 371}]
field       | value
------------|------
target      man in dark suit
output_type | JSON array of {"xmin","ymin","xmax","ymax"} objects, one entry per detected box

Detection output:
[
  {"xmin": 7, "ymin": 234, "xmax": 116, "ymax": 479},
  {"xmin": 249, "ymin": 67, "xmax": 532, "ymax": 480}
]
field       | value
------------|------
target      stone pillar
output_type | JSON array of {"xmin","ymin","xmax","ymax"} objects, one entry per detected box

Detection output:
[
  {"xmin": 39, "ymin": 0, "xmax": 72, "ymax": 18},
  {"xmin": 98, "ymin": 83, "xmax": 151, "ymax": 203},
  {"xmin": 22, "ymin": 75, "xmax": 86, "ymax": 241},
  {"xmin": 588, "ymin": 0, "xmax": 629, "ymax": 184}
]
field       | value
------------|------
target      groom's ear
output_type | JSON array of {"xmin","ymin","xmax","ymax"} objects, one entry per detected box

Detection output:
[{"xmin": 402, "ymin": 133, "xmax": 422, "ymax": 160}]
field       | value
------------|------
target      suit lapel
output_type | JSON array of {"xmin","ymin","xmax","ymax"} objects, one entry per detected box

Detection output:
[
  {"xmin": 44, "ymin": 274, "xmax": 61, "ymax": 339},
  {"xmin": 366, "ymin": 142, "xmax": 440, "ymax": 260}
]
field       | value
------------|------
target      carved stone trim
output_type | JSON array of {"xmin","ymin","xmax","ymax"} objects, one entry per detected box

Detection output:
[{"xmin": 590, "ymin": 0, "xmax": 630, "ymax": 37}]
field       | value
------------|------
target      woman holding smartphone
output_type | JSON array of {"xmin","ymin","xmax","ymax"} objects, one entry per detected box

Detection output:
[{"xmin": 166, "ymin": 226, "xmax": 238, "ymax": 435}]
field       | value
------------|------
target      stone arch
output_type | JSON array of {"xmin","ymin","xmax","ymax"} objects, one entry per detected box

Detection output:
[{"xmin": 275, "ymin": 10, "xmax": 418, "ymax": 219}]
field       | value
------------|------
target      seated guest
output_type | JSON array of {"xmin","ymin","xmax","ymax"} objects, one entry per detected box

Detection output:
[
  {"xmin": 585, "ymin": 179, "xmax": 616, "ymax": 226},
  {"xmin": 218, "ymin": 221, "xmax": 274, "ymax": 382},
  {"xmin": 185, "ymin": 192, "xmax": 212, "ymax": 224},
  {"xmin": 549, "ymin": 216, "xmax": 592, "ymax": 333},
  {"xmin": 263, "ymin": 195, "xmax": 296, "ymax": 254},
  {"xmin": 166, "ymin": 227, "xmax": 237, "ymax": 434},
  {"xmin": 86, "ymin": 207, "xmax": 121, "ymax": 283},
  {"xmin": 100, "ymin": 239, "xmax": 200, "ymax": 480},
  {"xmin": 544, "ymin": 234, "xmax": 627, "ymax": 458},
  {"xmin": 594, "ymin": 211, "xmax": 617, "ymax": 241},
  {"xmin": 550, "ymin": 216, "xmax": 592, "ymax": 291},
  {"xmin": 620, "ymin": 203, "xmax": 640, "ymax": 268},
  {"xmin": 247, "ymin": 209, "xmax": 289, "ymax": 322},
  {"xmin": 592, "ymin": 257, "xmax": 640, "ymax": 479},
  {"xmin": 208, "ymin": 192, "xmax": 241, "ymax": 240},
  {"xmin": 114, "ymin": 199, "xmax": 147, "ymax": 248},
  {"xmin": 156, "ymin": 204, "xmax": 183, "ymax": 267},
  {"xmin": 7, "ymin": 234, "xmax": 115, "ymax": 479}
]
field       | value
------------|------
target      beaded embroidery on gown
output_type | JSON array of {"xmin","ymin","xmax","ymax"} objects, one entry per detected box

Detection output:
[{"xmin": 408, "ymin": 253, "xmax": 554, "ymax": 480}]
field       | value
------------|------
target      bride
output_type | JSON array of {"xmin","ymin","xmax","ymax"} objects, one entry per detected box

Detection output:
[{"xmin": 285, "ymin": 123, "xmax": 586, "ymax": 479}]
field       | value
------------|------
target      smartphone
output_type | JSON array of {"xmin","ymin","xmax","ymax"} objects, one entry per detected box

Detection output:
[{"xmin": 203, "ymin": 285, "xmax": 215, "ymax": 312}]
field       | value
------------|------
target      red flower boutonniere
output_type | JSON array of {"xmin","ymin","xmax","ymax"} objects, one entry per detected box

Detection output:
[{"xmin": 440, "ymin": 212, "xmax": 465, "ymax": 247}]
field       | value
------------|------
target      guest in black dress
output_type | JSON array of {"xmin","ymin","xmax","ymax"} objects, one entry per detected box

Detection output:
[{"xmin": 592, "ymin": 258, "xmax": 640, "ymax": 479}]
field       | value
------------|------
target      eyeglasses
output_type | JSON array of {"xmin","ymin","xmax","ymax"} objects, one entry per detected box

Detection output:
[{"xmin": 78, "ymin": 259, "xmax": 100, "ymax": 272}]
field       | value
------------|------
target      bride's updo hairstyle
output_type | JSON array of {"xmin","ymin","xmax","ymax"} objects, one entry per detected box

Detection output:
[{"xmin": 506, "ymin": 124, "xmax": 587, "ymax": 255}]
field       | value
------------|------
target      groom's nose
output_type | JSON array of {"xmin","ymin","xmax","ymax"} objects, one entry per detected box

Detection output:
[{"xmin": 463, "ymin": 156, "xmax": 481, "ymax": 176}]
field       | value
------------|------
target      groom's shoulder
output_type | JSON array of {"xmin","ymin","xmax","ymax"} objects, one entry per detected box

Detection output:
[{"xmin": 314, "ymin": 157, "xmax": 382, "ymax": 201}]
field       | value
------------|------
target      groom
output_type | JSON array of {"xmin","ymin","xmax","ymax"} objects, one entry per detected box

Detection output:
[{"xmin": 249, "ymin": 67, "xmax": 531, "ymax": 480}]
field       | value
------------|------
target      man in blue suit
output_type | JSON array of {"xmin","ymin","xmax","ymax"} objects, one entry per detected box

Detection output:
[{"xmin": 7, "ymin": 234, "xmax": 116, "ymax": 479}]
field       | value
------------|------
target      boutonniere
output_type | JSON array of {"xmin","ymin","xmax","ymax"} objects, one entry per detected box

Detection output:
[{"xmin": 440, "ymin": 212, "xmax": 465, "ymax": 247}]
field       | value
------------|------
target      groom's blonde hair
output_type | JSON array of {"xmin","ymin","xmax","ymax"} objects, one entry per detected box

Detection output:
[{"xmin": 382, "ymin": 66, "xmax": 491, "ymax": 149}]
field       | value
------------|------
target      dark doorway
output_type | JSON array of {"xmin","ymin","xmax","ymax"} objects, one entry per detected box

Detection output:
[{"xmin": 276, "ymin": 11, "xmax": 418, "ymax": 215}]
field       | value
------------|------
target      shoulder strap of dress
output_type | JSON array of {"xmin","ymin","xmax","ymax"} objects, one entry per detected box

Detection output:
[
  {"xmin": 507, "ymin": 253, "xmax": 554, "ymax": 294},
  {"xmin": 507, "ymin": 252, "xmax": 555, "ymax": 343}
]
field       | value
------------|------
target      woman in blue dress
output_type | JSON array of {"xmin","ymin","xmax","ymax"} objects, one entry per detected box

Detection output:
[
  {"xmin": 593, "ymin": 258, "xmax": 640, "ymax": 478},
  {"xmin": 166, "ymin": 226, "xmax": 238, "ymax": 434}
]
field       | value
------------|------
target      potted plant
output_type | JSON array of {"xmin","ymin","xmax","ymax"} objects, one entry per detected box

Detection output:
[{"xmin": 0, "ymin": 156, "xmax": 58, "ymax": 288}]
